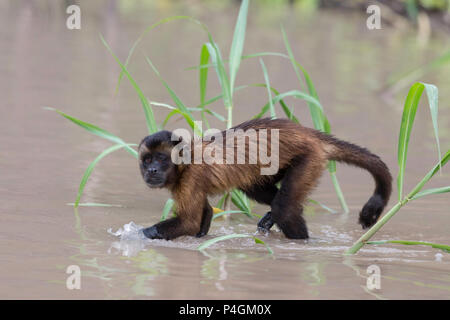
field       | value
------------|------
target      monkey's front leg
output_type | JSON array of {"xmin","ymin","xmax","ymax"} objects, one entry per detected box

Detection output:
[
  {"xmin": 142, "ymin": 216, "xmax": 200, "ymax": 240},
  {"xmin": 142, "ymin": 217, "xmax": 181, "ymax": 240}
]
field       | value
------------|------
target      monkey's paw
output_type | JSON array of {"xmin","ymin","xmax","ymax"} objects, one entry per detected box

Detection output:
[
  {"xmin": 195, "ymin": 231, "xmax": 207, "ymax": 238},
  {"xmin": 142, "ymin": 225, "xmax": 163, "ymax": 239},
  {"xmin": 257, "ymin": 211, "xmax": 274, "ymax": 234}
]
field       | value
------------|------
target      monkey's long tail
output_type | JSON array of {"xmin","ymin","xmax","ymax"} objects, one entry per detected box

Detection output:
[{"xmin": 318, "ymin": 132, "xmax": 392, "ymax": 229}]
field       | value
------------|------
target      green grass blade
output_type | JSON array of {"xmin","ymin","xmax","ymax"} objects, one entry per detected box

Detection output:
[
  {"xmin": 252, "ymin": 83, "xmax": 295, "ymax": 122},
  {"xmin": 197, "ymin": 83, "xmax": 293, "ymax": 121},
  {"xmin": 162, "ymin": 110, "xmax": 180, "ymax": 128},
  {"xmin": 144, "ymin": 56, "xmax": 192, "ymax": 117},
  {"xmin": 366, "ymin": 240, "xmax": 450, "ymax": 253},
  {"xmin": 67, "ymin": 203, "xmax": 123, "ymax": 207},
  {"xmin": 253, "ymin": 236, "xmax": 274, "ymax": 255},
  {"xmin": 423, "ymin": 83, "xmax": 442, "ymax": 171},
  {"xmin": 144, "ymin": 56, "xmax": 202, "ymax": 134},
  {"xmin": 149, "ymin": 101, "xmax": 176, "ymax": 110},
  {"xmin": 257, "ymin": 96, "xmax": 296, "ymax": 122},
  {"xmin": 204, "ymin": 109, "xmax": 226, "ymax": 122},
  {"xmin": 161, "ymin": 109, "xmax": 198, "ymax": 132},
  {"xmin": 100, "ymin": 34, "xmax": 157, "ymax": 134},
  {"xmin": 212, "ymin": 210, "xmax": 244, "ymax": 220},
  {"xmin": 45, "ymin": 107, "xmax": 138, "ymax": 158},
  {"xmin": 188, "ymin": 108, "xmax": 225, "ymax": 124},
  {"xmin": 229, "ymin": 0, "xmax": 249, "ymax": 96},
  {"xmin": 117, "ymin": 16, "xmax": 210, "ymax": 93},
  {"xmin": 254, "ymin": 90, "xmax": 323, "ymax": 122},
  {"xmin": 205, "ymin": 41, "xmax": 233, "ymax": 128},
  {"xmin": 397, "ymin": 82, "xmax": 442, "ymax": 201},
  {"xmin": 411, "ymin": 186, "xmax": 450, "ymax": 200},
  {"xmin": 197, "ymin": 234, "xmax": 252, "ymax": 250},
  {"xmin": 199, "ymin": 44, "xmax": 210, "ymax": 107},
  {"xmin": 259, "ymin": 58, "xmax": 276, "ymax": 118},
  {"xmin": 280, "ymin": 25, "xmax": 304, "ymax": 91},
  {"xmin": 281, "ymin": 26, "xmax": 329, "ymax": 133},
  {"xmin": 199, "ymin": 44, "xmax": 211, "ymax": 127},
  {"xmin": 329, "ymin": 171, "xmax": 349, "ymax": 213},
  {"xmin": 407, "ymin": 149, "xmax": 450, "ymax": 199},
  {"xmin": 185, "ymin": 52, "xmax": 288, "ymax": 71},
  {"xmin": 206, "ymin": 42, "xmax": 230, "ymax": 104},
  {"xmin": 197, "ymin": 233, "xmax": 273, "ymax": 254},
  {"xmin": 196, "ymin": 91, "xmax": 226, "ymax": 109},
  {"xmin": 397, "ymin": 82, "xmax": 423, "ymax": 200},
  {"xmin": 216, "ymin": 193, "xmax": 228, "ymax": 210},
  {"xmin": 231, "ymin": 189, "xmax": 252, "ymax": 218},
  {"xmin": 74, "ymin": 144, "xmax": 137, "ymax": 208},
  {"xmin": 308, "ymin": 199, "xmax": 337, "ymax": 214},
  {"xmin": 242, "ymin": 52, "xmax": 288, "ymax": 60},
  {"xmin": 161, "ymin": 198, "xmax": 175, "ymax": 221}
]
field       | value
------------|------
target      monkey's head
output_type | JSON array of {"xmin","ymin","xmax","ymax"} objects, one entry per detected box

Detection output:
[{"xmin": 138, "ymin": 130, "xmax": 182, "ymax": 189}]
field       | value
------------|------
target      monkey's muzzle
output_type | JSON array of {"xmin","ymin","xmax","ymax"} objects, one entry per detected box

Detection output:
[{"xmin": 143, "ymin": 172, "xmax": 165, "ymax": 188}]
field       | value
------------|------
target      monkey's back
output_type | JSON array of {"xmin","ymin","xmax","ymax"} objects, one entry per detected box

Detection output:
[{"xmin": 182, "ymin": 118, "xmax": 327, "ymax": 195}]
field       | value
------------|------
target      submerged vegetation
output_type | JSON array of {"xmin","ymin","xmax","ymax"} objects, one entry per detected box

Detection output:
[{"xmin": 48, "ymin": 0, "xmax": 449, "ymax": 255}]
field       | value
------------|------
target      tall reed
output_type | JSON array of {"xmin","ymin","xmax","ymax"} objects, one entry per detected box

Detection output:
[{"xmin": 346, "ymin": 82, "xmax": 449, "ymax": 254}]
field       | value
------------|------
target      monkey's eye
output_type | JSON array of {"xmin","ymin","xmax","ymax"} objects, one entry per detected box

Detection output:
[{"xmin": 143, "ymin": 156, "xmax": 152, "ymax": 165}]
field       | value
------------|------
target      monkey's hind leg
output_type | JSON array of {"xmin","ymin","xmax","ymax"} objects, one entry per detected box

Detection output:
[
  {"xmin": 196, "ymin": 200, "xmax": 213, "ymax": 238},
  {"xmin": 257, "ymin": 212, "xmax": 274, "ymax": 233},
  {"xmin": 270, "ymin": 155, "xmax": 323, "ymax": 239},
  {"xmin": 241, "ymin": 184, "xmax": 278, "ymax": 233}
]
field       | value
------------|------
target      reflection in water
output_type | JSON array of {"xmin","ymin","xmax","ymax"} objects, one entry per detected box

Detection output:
[
  {"xmin": 60, "ymin": 206, "xmax": 450, "ymax": 299},
  {"xmin": 128, "ymin": 249, "xmax": 169, "ymax": 297},
  {"xmin": 69, "ymin": 210, "xmax": 171, "ymax": 298},
  {"xmin": 201, "ymin": 251, "xmax": 229, "ymax": 292},
  {"xmin": 199, "ymin": 250, "xmax": 272, "ymax": 293},
  {"xmin": 65, "ymin": 209, "xmax": 133, "ymax": 298},
  {"xmin": 342, "ymin": 256, "xmax": 387, "ymax": 300}
]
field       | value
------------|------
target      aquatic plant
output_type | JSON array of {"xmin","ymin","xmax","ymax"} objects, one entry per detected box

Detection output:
[{"xmin": 346, "ymin": 82, "xmax": 449, "ymax": 254}]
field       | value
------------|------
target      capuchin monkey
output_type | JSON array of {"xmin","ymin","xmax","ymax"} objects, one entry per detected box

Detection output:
[{"xmin": 138, "ymin": 118, "xmax": 392, "ymax": 240}]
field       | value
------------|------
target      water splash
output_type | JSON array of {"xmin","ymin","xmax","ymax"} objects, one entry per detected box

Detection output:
[
  {"xmin": 107, "ymin": 221, "xmax": 149, "ymax": 256},
  {"xmin": 107, "ymin": 221, "xmax": 205, "ymax": 256},
  {"xmin": 107, "ymin": 221, "xmax": 147, "ymax": 241}
]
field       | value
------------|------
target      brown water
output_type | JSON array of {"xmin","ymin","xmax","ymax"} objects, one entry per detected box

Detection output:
[{"xmin": 1, "ymin": 1, "xmax": 449, "ymax": 299}]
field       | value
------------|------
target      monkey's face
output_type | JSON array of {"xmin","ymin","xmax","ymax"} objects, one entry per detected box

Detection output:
[
  {"xmin": 140, "ymin": 150, "xmax": 175, "ymax": 188},
  {"xmin": 139, "ymin": 131, "xmax": 179, "ymax": 189}
]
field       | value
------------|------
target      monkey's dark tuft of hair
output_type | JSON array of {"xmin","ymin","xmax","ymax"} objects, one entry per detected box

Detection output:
[{"xmin": 359, "ymin": 193, "xmax": 385, "ymax": 229}]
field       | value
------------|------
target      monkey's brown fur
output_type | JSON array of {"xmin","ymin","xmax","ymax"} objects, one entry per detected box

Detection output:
[{"xmin": 138, "ymin": 118, "xmax": 392, "ymax": 240}]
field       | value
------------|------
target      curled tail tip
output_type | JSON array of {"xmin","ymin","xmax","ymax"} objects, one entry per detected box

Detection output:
[{"xmin": 359, "ymin": 194, "xmax": 385, "ymax": 229}]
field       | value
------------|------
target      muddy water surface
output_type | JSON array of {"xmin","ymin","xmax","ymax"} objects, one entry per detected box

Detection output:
[{"xmin": 1, "ymin": 1, "xmax": 449, "ymax": 299}]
